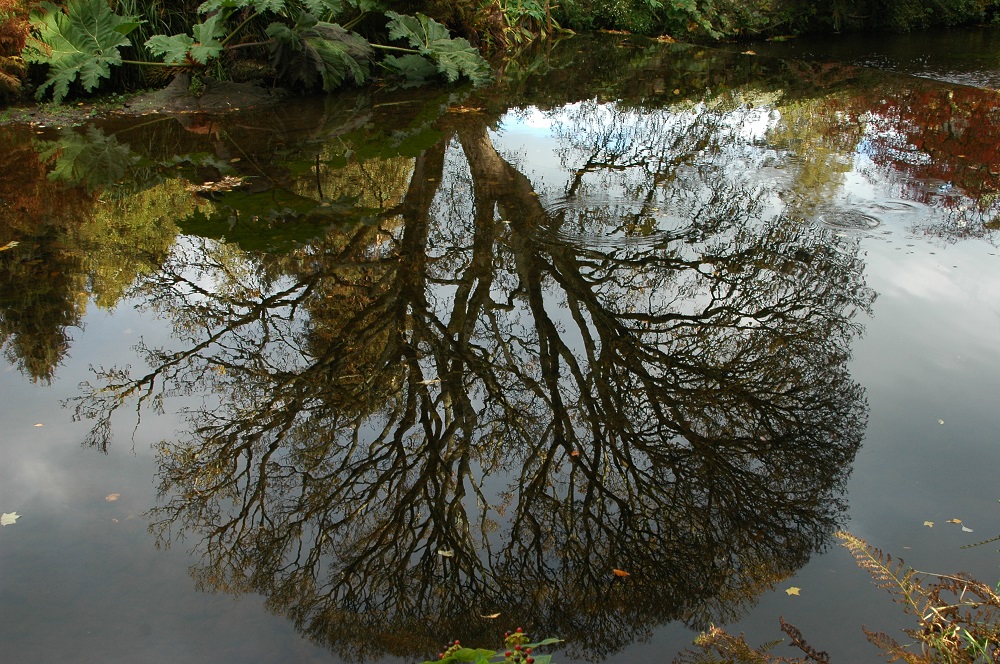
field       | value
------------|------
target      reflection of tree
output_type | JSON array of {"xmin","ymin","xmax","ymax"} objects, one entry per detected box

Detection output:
[{"xmin": 74, "ymin": 96, "xmax": 873, "ymax": 662}]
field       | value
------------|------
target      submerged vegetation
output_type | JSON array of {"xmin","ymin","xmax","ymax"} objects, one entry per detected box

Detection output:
[{"xmin": 0, "ymin": 0, "xmax": 998, "ymax": 102}]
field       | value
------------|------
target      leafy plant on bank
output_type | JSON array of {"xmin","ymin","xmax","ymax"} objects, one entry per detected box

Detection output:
[
  {"xmin": 22, "ymin": 0, "xmax": 491, "ymax": 103},
  {"xmin": 422, "ymin": 629, "xmax": 562, "ymax": 664},
  {"xmin": 0, "ymin": 0, "xmax": 30, "ymax": 99},
  {"xmin": 674, "ymin": 531, "xmax": 1000, "ymax": 663}
]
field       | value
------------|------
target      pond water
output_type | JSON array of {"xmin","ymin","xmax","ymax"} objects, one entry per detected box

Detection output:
[{"xmin": 3, "ymin": 33, "xmax": 1000, "ymax": 664}]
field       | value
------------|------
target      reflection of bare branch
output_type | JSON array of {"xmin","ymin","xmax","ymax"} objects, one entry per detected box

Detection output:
[{"xmin": 75, "ymin": 106, "xmax": 872, "ymax": 662}]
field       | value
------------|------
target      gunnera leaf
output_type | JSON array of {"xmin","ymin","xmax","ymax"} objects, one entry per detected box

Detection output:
[
  {"xmin": 301, "ymin": 0, "xmax": 344, "ymax": 17},
  {"xmin": 23, "ymin": 0, "xmax": 142, "ymax": 103},
  {"xmin": 198, "ymin": 0, "xmax": 286, "ymax": 13},
  {"xmin": 146, "ymin": 10, "xmax": 228, "ymax": 65},
  {"xmin": 383, "ymin": 11, "xmax": 490, "ymax": 86},
  {"xmin": 266, "ymin": 15, "xmax": 371, "ymax": 91},
  {"xmin": 381, "ymin": 53, "xmax": 438, "ymax": 83}
]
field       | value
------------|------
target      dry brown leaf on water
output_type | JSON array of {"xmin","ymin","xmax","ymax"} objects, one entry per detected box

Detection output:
[
  {"xmin": 946, "ymin": 518, "xmax": 963, "ymax": 524},
  {"xmin": 105, "ymin": 493, "xmax": 120, "ymax": 502},
  {"xmin": 612, "ymin": 569, "xmax": 630, "ymax": 577}
]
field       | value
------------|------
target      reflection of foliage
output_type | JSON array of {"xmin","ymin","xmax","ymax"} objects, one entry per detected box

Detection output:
[
  {"xmin": 73, "ymin": 98, "xmax": 871, "ymax": 662},
  {"xmin": 73, "ymin": 180, "xmax": 191, "ymax": 309},
  {"xmin": 36, "ymin": 126, "xmax": 143, "ymax": 192}
]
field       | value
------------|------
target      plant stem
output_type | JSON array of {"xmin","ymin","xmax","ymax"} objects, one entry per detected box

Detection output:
[
  {"xmin": 370, "ymin": 43, "xmax": 418, "ymax": 53},
  {"xmin": 220, "ymin": 12, "xmax": 259, "ymax": 47},
  {"xmin": 121, "ymin": 59, "xmax": 170, "ymax": 67}
]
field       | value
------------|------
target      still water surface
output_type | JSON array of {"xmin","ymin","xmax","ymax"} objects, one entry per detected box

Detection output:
[{"xmin": 3, "ymin": 33, "xmax": 1000, "ymax": 663}]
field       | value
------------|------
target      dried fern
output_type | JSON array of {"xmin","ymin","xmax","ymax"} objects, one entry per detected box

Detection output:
[
  {"xmin": 672, "ymin": 625, "xmax": 813, "ymax": 664},
  {"xmin": 837, "ymin": 531, "xmax": 1000, "ymax": 664}
]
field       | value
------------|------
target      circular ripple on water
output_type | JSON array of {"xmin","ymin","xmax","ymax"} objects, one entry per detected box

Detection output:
[{"xmin": 816, "ymin": 208, "xmax": 882, "ymax": 230}]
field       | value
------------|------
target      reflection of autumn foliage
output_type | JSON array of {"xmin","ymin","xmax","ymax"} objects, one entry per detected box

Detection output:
[
  {"xmin": 0, "ymin": 126, "xmax": 96, "ymax": 382},
  {"xmin": 0, "ymin": 127, "xmax": 95, "ymax": 228},
  {"xmin": 850, "ymin": 84, "xmax": 1000, "ymax": 209}
]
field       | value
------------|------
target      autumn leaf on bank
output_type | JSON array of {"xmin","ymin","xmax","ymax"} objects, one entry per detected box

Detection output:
[
  {"xmin": 612, "ymin": 568, "xmax": 630, "ymax": 577},
  {"xmin": 1, "ymin": 511, "xmax": 20, "ymax": 526},
  {"xmin": 785, "ymin": 586, "xmax": 801, "ymax": 596}
]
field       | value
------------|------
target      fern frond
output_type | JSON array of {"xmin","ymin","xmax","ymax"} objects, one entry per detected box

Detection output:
[
  {"xmin": 862, "ymin": 627, "xmax": 933, "ymax": 664},
  {"xmin": 779, "ymin": 618, "xmax": 830, "ymax": 663},
  {"xmin": 836, "ymin": 531, "xmax": 927, "ymax": 614},
  {"xmin": 960, "ymin": 533, "xmax": 1000, "ymax": 550}
]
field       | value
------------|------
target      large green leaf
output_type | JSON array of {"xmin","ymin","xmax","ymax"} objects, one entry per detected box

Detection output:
[
  {"xmin": 301, "ymin": 0, "xmax": 344, "ymax": 17},
  {"xmin": 383, "ymin": 12, "xmax": 490, "ymax": 86},
  {"xmin": 23, "ymin": 0, "xmax": 141, "ymax": 103},
  {"xmin": 266, "ymin": 14, "xmax": 372, "ymax": 91},
  {"xmin": 146, "ymin": 11, "xmax": 228, "ymax": 65},
  {"xmin": 198, "ymin": 0, "xmax": 286, "ymax": 13}
]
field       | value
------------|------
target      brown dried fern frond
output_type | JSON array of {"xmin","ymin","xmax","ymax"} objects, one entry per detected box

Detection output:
[
  {"xmin": 780, "ymin": 618, "xmax": 830, "ymax": 663},
  {"xmin": 836, "ymin": 531, "xmax": 928, "ymax": 614},
  {"xmin": 672, "ymin": 625, "xmax": 812, "ymax": 664},
  {"xmin": 862, "ymin": 628, "xmax": 933, "ymax": 664}
]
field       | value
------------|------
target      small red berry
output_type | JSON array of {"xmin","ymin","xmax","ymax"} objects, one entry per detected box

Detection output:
[
  {"xmin": 505, "ymin": 651, "xmax": 512, "ymax": 657},
  {"xmin": 516, "ymin": 627, "xmax": 524, "ymax": 633},
  {"xmin": 527, "ymin": 658, "xmax": 534, "ymax": 664},
  {"xmin": 454, "ymin": 641, "xmax": 461, "ymax": 646},
  {"xmin": 525, "ymin": 648, "xmax": 532, "ymax": 654}
]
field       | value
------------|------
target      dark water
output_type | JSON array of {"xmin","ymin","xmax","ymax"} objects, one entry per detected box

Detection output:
[{"xmin": 3, "ymin": 33, "xmax": 1000, "ymax": 664}]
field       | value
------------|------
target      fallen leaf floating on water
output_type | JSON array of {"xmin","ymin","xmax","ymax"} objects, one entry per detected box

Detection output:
[
  {"xmin": 0, "ymin": 240, "xmax": 19, "ymax": 251},
  {"xmin": 1, "ymin": 512, "xmax": 20, "ymax": 526},
  {"xmin": 938, "ymin": 419, "xmax": 945, "ymax": 425},
  {"xmin": 963, "ymin": 526, "xmax": 974, "ymax": 533},
  {"xmin": 612, "ymin": 569, "xmax": 630, "ymax": 577},
  {"xmin": 34, "ymin": 423, "xmax": 43, "ymax": 427},
  {"xmin": 924, "ymin": 521, "xmax": 934, "ymax": 528},
  {"xmin": 947, "ymin": 519, "xmax": 963, "ymax": 524},
  {"xmin": 785, "ymin": 587, "xmax": 801, "ymax": 596},
  {"xmin": 105, "ymin": 493, "xmax": 120, "ymax": 502},
  {"xmin": 437, "ymin": 549, "xmax": 454, "ymax": 558},
  {"xmin": 480, "ymin": 612, "xmax": 501, "ymax": 619}
]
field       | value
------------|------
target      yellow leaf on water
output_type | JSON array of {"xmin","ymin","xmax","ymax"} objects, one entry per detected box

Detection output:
[
  {"xmin": 924, "ymin": 521, "xmax": 934, "ymax": 527},
  {"xmin": 105, "ymin": 493, "xmax": 120, "ymax": 502},
  {"xmin": 1, "ymin": 512, "xmax": 20, "ymax": 526},
  {"xmin": 33, "ymin": 423, "xmax": 43, "ymax": 427},
  {"xmin": 437, "ymin": 549, "xmax": 454, "ymax": 558},
  {"xmin": 0, "ymin": 241, "xmax": 19, "ymax": 251},
  {"xmin": 946, "ymin": 519, "xmax": 962, "ymax": 524},
  {"xmin": 481, "ymin": 613, "xmax": 501, "ymax": 619},
  {"xmin": 785, "ymin": 587, "xmax": 801, "ymax": 596}
]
